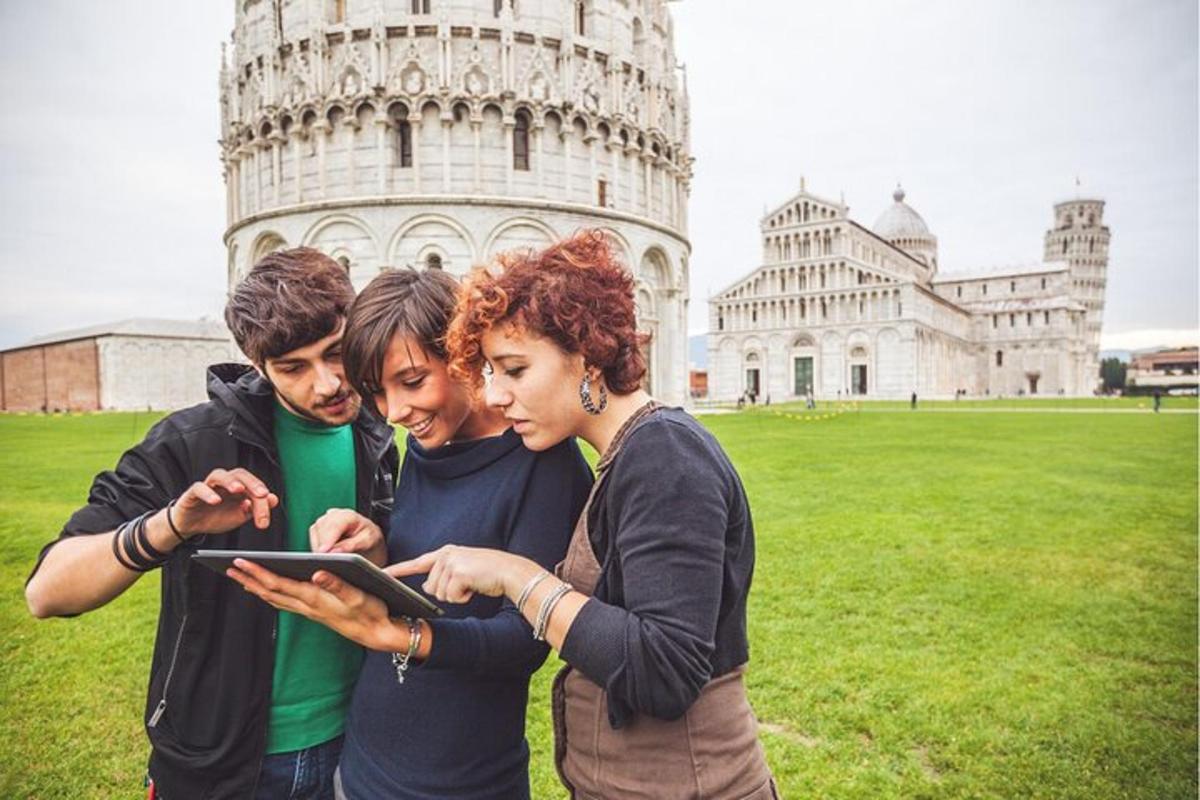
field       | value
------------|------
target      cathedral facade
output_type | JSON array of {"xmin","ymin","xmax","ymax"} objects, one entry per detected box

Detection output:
[
  {"xmin": 221, "ymin": 0, "xmax": 692, "ymax": 404},
  {"xmin": 707, "ymin": 182, "xmax": 1109, "ymax": 401}
]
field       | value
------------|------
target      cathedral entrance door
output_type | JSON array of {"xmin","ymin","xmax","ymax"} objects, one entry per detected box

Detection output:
[
  {"xmin": 851, "ymin": 364, "xmax": 868, "ymax": 396},
  {"xmin": 1027, "ymin": 373, "xmax": 1039, "ymax": 395},
  {"xmin": 794, "ymin": 357, "xmax": 813, "ymax": 396},
  {"xmin": 745, "ymin": 368, "xmax": 760, "ymax": 399}
]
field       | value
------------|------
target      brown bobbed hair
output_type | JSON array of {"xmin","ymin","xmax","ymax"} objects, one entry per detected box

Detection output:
[
  {"xmin": 343, "ymin": 267, "xmax": 461, "ymax": 402},
  {"xmin": 447, "ymin": 229, "xmax": 649, "ymax": 393},
  {"xmin": 224, "ymin": 247, "xmax": 355, "ymax": 365}
]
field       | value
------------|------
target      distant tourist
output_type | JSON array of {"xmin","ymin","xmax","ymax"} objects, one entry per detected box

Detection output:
[
  {"xmin": 911, "ymin": 391, "xmax": 918, "ymax": 410},
  {"xmin": 1154, "ymin": 388, "xmax": 1162, "ymax": 413},
  {"xmin": 24, "ymin": 249, "xmax": 398, "ymax": 798}
]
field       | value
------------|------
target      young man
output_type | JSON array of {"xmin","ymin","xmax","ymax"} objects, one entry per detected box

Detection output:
[{"xmin": 24, "ymin": 248, "xmax": 398, "ymax": 800}]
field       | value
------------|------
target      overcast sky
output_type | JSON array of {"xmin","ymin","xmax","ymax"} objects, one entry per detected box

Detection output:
[{"xmin": 1, "ymin": 0, "xmax": 1196, "ymax": 352}]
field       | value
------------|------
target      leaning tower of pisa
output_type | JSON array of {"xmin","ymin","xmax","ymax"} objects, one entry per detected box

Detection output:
[
  {"xmin": 1043, "ymin": 196, "xmax": 1109, "ymax": 392},
  {"xmin": 220, "ymin": 0, "xmax": 692, "ymax": 403}
]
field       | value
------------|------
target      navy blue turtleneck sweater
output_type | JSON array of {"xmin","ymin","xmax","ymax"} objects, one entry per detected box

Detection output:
[{"xmin": 338, "ymin": 428, "xmax": 592, "ymax": 800}]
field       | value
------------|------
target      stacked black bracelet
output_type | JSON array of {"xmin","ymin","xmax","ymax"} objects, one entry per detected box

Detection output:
[
  {"xmin": 111, "ymin": 510, "xmax": 171, "ymax": 573},
  {"xmin": 164, "ymin": 500, "xmax": 187, "ymax": 544}
]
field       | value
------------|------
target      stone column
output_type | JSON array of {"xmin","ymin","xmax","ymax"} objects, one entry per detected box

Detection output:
[
  {"xmin": 563, "ymin": 125, "xmax": 572, "ymax": 199},
  {"xmin": 250, "ymin": 145, "xmax": 261, "ymax": 214},
  {"xmin": 292, "ymin": 135, "xmax": 303, "ymax": 203},
  {"xmin": 586, "ymin": 130, "xmax": 597, "ymax": 204},
  {"xmin": 314, "ymin": 118, "xmax": 330, "ymax": 199},
  {"xmin": 504, "ymin": 116, "xmax": 515, "ymax": 195},
  {"xmin": 441, "ymin": 115, "xmax": 452, "ymax": 193},
  {"xmin": 375, "ymin": 112, "xmax": 389, "ymax": 194},
  {"xmin": 628, "ymin": 140, "xmax": 639, "ymax": 213},
  {"xmin": 472, "ymin": 119, "xmax": 482, "ymax": 192},
  {"xmin": 534, "ymin": 123, "xmax": 544, "ymax": 197},
  {"xmin": 642, "ymin": 152, "xmax": 652, "ymax": 217},
  {"xmin": 344, "ymin": 116, "xmax": 360, "ymax": 196},
  {"xmin": 269, "ymin": 133, "xmax": 284, "ymax": 206},
  {"xmin": 611, "ymin": 142, "xmax": 620, "ymax": 211},
  {"xmin": 410, "ymin": 112, "xmax": 422, "ymax": 193}
]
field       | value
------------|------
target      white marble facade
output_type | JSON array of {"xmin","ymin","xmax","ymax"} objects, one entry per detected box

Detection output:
[
  {"xmin": 100, "ymin": 334, "xmax": 240, "ymax": 411},
  {"xmin": 707, "ymin": 183, "xmax": 1109, "ymax": 401},
  {"xmin": 221, "ymin": 0, "xmax": 692, "ymax": 404}
]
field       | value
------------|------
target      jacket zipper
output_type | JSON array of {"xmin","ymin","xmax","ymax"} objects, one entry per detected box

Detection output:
[{"xmin": 147, "ymin": 612, "xmax": 189, "ymax": 728}]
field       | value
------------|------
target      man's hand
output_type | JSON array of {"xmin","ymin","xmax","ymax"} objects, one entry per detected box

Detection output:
[
  {"xmin": 172, "ymin": 468, "xmax": 279, "ymax": 537},
  {"xmin": 309, "ymin": 509, "xmax": 387, "ymax": 566}
]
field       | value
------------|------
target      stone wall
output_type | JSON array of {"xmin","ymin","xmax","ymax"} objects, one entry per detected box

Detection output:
[{"xmin": 98, "ymin": 336, "xmax": 239, "ymax": 411}]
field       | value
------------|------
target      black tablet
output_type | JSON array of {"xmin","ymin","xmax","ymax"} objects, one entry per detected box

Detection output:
[{"xmin": 192, "ymin": 550, "xmax": 444, "ymax": 619}]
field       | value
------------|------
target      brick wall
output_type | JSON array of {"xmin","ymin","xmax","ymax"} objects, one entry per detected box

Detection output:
[{"xmin": 1, "ymin": 340, "xmax": 100, "ymax": 412}]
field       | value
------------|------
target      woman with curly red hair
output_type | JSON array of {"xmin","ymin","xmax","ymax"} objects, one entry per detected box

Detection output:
[{"xmin": 392, "ymin": 230, "xmax": 778, "ymax": 798}]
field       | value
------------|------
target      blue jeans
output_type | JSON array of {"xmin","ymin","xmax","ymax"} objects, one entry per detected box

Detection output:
[{"xmin": 254, "ymin": 735, "xmax": 343, "ymax": 800}]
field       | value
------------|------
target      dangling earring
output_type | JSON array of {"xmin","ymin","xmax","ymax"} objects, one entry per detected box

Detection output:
[{"xmin": 580, "ymin": 373, "xmax": 608, "ymax": 415}]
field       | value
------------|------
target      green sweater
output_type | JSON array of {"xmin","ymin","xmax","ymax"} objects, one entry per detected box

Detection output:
[{"xmin": 267, "ymin": 402, "xmax": 363, "ymax": 754}]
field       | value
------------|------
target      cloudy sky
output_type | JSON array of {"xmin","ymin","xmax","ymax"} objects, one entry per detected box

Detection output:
[{"xmin": 0, "ymin": 0, "xmax": 1196, "ymax": 352}]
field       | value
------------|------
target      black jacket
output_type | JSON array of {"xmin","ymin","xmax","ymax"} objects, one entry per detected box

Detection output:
[{"xmin": 28, "ymin": 364, "xmax": 398, "ymax": 799}]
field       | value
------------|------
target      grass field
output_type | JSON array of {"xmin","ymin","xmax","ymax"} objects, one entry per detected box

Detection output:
[{"xmin": 1, "ymin": 407, "xmax": 1196, "ymax": 798}]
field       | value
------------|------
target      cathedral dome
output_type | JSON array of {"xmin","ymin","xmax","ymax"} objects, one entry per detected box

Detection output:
[{"xmin": 872, "ymin": 185, "xmax": 932, "ymax": 240}]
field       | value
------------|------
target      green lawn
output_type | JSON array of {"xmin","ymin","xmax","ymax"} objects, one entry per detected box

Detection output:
[{"xmin": 1, "ymin": 409, "xmax": 1196, "ymax": 798}]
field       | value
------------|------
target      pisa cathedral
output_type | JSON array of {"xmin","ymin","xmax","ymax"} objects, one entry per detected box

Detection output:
[
  {"xmin": 706, "ymin": 182, "xmax": 1110, "ymax": 401},
  {"xmin": 221, "ymin": 0, "xmax": 692, "ymax": 404}
]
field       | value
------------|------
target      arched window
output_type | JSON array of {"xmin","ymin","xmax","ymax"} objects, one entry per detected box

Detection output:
[
  {"xmin": 996, "ymin": 350, "xmax": 1003, "ymax": 367},
  {"xmin": 426, "ymin": 253, "xmax": 443, "ymax": 270},
  {"xmin": 575, "ymin": 0, "xmax": 586, "ymax": 36},
  {"xmin": 494, "ymin": 0, "xmax": 504, "ymax": 16},
  {"xmin": 389, "ymin": 103, "xmax": 411, "ymax": 167},
  {"xmin": 513, "ymin": 111, "xmax": 530, "ymax": 171},
  {"xmin": 411, "ymin": 0, "xmax": 430, "ymax": 13},
  {"xmin": 338, "ymin": 255, "xmax": 351, "ymax": 273},
  {"xmin": 1062, "ymin": 240, "xmax": 1068, "ymax": 255}
]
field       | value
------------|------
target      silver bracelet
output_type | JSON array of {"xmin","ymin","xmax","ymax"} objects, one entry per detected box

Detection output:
[
  {"xmin": 533, "ymin": 581, "xmax": 573, "ymax": 641},
  {"xmin": 515, "ymin": 570, "xmax": 551, "ymax": 616},
  {"xmin": 391, "ymin": 617, "xmax": 422, "ymax": 684}
]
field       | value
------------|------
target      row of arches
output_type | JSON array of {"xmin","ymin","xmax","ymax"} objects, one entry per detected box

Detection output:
[
  {"xmin": 239, "ymin": 212, "xmax": 682, "ymax": 294},
  {"xmin": 720, "ymin": 262, "xmax": 895, "ymax": 303},
  {"xmin": 234, "ymin": 98, "xmax": 686, "ymax": 169},
  {"xmin": 715, "ymin": 289, "xmax": 905, "ymax": 332},
  {"xmin": 234, "ymin": 212, "xmax": 685, "ymax": 400},
  {"xmin": 766, "ymin": 200, "xmax": 839, "ymax": 229},
  {"xmin": 226, "ymin": 99, "xmax": 687, "ymax": 229},
  {"xmin": 1050, "ymin": 233, "xmax": 1108, "ymax": 256},
  {"xmin": 764, "ymin": 227, "xmax": 839, "ymax": 263}
]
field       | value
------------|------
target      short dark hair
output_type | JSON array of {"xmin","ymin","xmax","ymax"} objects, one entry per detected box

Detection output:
[
  {"xmin": 224, "ymin": 247, "xmax": 355, "ymax": 364},
  {"xmin": 343, "ymin": 267, "xmax": 461, "ymax": 399}
]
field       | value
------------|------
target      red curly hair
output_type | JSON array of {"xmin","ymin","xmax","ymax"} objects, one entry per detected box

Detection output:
[{"xmin": 447, "ymin": 229, "xmax": 649, "ymax": 394}]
